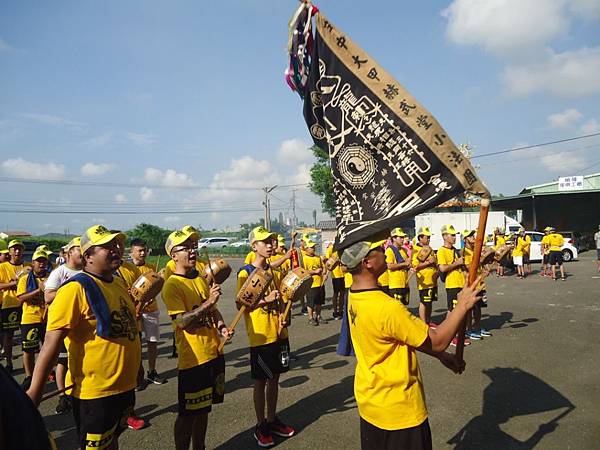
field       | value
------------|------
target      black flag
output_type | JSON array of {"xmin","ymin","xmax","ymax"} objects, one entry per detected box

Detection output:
[{"xmin": 302, "ymin": 13, "xmax": 490, "ymax": 250}]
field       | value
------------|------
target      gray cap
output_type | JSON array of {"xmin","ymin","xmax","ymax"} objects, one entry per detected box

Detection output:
[{"xmin": 340, "ymin": 239, "xmax": 386, "ymax": 270}]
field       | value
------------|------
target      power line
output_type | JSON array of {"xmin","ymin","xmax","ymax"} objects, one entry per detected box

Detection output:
[
  {"xmin": 0, "ymin": 207, "xmax": 289, "ymax": 215},
  {"xmin": 472, "ymin": 132, "xmax": 600, "ymax": 159}
]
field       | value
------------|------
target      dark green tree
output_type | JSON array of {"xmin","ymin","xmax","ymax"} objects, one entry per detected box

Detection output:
[
  {"xmin": 126, "ymin": 223, "xmax": 172, "ymax": 250},
  {"xmin": 308, "ymin": 145, "xmax": 335, "ymax": 216}
]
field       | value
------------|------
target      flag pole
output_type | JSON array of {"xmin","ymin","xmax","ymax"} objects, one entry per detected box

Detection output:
[{"xmin": 455, "ymin": 197, "xmax": 490, "ymax": 362}]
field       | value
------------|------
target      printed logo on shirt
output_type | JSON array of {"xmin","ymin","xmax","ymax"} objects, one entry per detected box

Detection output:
[{"xmin": 109, "ymin": 297, "xmax": 138, "ymax": 341}]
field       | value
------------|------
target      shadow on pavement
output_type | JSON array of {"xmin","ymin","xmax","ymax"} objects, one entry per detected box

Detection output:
[
  {"xmin": 214, "ymin": 375, "xmax": 355, "ymax": 449},
  {"xmin": 448, "ymin": 367, "xmax": 574, "ymax": 450}
]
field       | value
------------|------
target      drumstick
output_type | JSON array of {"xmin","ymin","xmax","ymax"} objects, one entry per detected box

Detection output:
[
  {"xmin": 218, "ymin": 306, "xmax": 246, "ymax": 353},
  {"xmin": 205, "ymin": 248, "xmax": 216, "ymax": 285},
  {"xmin": 269, "ymin": 266, "xmax": 283, "ymax": 337},
  {"xmin": 41, "ymin": 384, "xmax": 74, "ymax": 402},
  {"xmin": 278, "ymin": 300, "xmax": 293, "ymax": 334}
]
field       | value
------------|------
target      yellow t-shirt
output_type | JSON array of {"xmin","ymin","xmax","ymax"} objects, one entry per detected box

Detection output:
[
  {"xmin": 17, "ymin": 274, "xmax": 48, "ymax": 324},
  {"xmin": 349, "ymin": 289, "xmax": 429, "ymax": 430},
  {"xmin": 344, "ymin": 271, "xmax": 353, "ymax": 289},
  {"xmin": 163, "ymin": 259, "xmax": 206, "ymax": 281},
  {"xmin": 541, "ymin": 235, "xmax": 551, "ymax": 255},
  {"xmin": 46, "ymin": 272, "xmax": 140, "ymax": 399},
  {"xmin": 325, "ymin": 245, "xmax": 344, "ymax": 279},
  {"xmin": 270, "ymin": 252, "xmax": 291, "ymax": 277},
  {"xmin": 161, "ymin": 273, "xmax": 221, "ymax": 369},
  {"xmin": 411, "ymin": 245, "xmax": 437, "ymax": 290},
  {"xmin": 494, "ymin": 235, "xmax": 506, "ymax": 249},
  {"xmin": 237, "ymin": 264, "xmax": 288, "ymax": 347},
  {"xmin": 116, "ymin": 260, "xmax": 141, "ymax": 290},
  {"xmin": 0, "ymin": 261, "xmax": 30, "ymax": 309},
  {"xmin": 378, "ymin": 248, "xmax": 389, "ymax": 287},
  {"xmin": 386, "ymin": 246, "xmax": 408, "ymax": 289},
  {"xmin": 244, "ymin": 251, "xmax": 256, "ymax": 265},
  {"xmin": 521, "ymin": 235, "xmax": 531, "ymax": 254},
  {"xmin": 547, "ymin": 233, "xmax": 564, "ymax": 252},
  {"xmin": 512, "ymin": 236, "xmax": 527, "ymax": 257},
  {"xmin": 302, "ymin": 254, "xmax": 324, "ymax": 288},
  {"xmin": 436, "ymin": 246, "xmax": 465, "ymax": 289},
  {"xmin": 462, "ymin": 247, "xmax": 485, "ymax": 290},
  {"xmin": 134, "ymin": 262, "xmax": 159, "ymax": 313}
]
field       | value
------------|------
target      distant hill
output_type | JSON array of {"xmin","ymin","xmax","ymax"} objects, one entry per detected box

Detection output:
[{"xmin": 35, "ymin": 233, "xmax": 77, "ymax": 240}]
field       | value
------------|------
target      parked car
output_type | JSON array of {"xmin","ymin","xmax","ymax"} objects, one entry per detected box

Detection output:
[
  {"xmin": 198, "ymin": 237, "xmax": 230, "ymax": 249},
  {"xmin": 558, "ymin": 231, "xmax": 585, "ymax": 252},
  {"xmin": 525, "ymin": 232, "xmax": 578, "ymax": 262},
  {"xmin": 229, "ymin": 238, "xmax": 250, "ymax": 248}
]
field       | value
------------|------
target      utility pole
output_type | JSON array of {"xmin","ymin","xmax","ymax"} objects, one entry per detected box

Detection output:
[
  {"xmin": 262, "ymin": 185, "xmax": 278, "ymax": 229},
  {"xmin": 292, "ymin": 189, "xmax": 297, "ymax": 227}
]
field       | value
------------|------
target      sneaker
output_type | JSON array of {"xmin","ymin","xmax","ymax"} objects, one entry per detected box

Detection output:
[
  {"xmin": 301, "ymin": 307, "xmax": 308, "ymax": 316},
  {"xmin": 48, "ymin": 371, "xmax": 56, "ymax": 382},
  {"xmin": 146, "ymin": 370, "xmax": 166, "ymax": 385},
  {"xmin": 450, "ymin": 338, "xmax": 471, "ymax": 347},
  {"xmin": 313, "ymin": 318, "xmax": 319, "ymax": 326},
  {"xmin": 428, "ymin": 322, "xmax": 438, "ymax": 329},
  {"xmin": 268, "ymin": 417, "xmax": 295, "ymax": 438},
  {"xmin": 21, "ymin": 376, "xmax": 32, "ymax": 391},
  {"xmin": 55, "ymin": 395, "xmax": 72, "ymax": 415},
  {"xmin": 135, "ymin": 379, "xmax": 148, "ymax": 392},
  {"xmin": 254, "ymin": 421, "xmax": 274, "ymax": 448},
  {"xmin": 467, "ymin": 330, "xmax": 482, "ymax": 340},
  {"xmin": 479, "ymin": 328, "xmax": 492, "ymax": 337},
  {"xmin": 308, "ymin": 318, "xmax": 315, "ymax": 326},
  {"xmin": 127, "ymin": 415, "xmax": 147, "ymax": 431}
]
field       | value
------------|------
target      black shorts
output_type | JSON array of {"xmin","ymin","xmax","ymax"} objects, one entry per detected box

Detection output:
[
  {"xmin": 523, "ymin": 253, "xmax": 530, "ymax": 264},
  {"xmin": 72, "ymin": 390, "xmax": 135, "ymax": 450},
  {"xmin": 418, "ymin": 288, "xmax": 437, "ymax": 304},
  {"xmin": 21, "ymin": 323, "xmax": 45, "ymax": 353},
  {"xmin": 1, "ymin": 307, "xmax": 21, "ymax": 331},
  {"xmin": 250, "ymin": 338, "xmax": 290, "ymax": 380},
  {"xmin": 549, "ymin": 251, "xmax": 563, "ymax": 266},
  {"xmin": 476, "ymin": 289, "xmax": 488, "ymax": 308},
  {"xmin": 543, "ymin": 254, "xmax": 549, "ymax": 265},
  {"xmin": 178, "ymin": 355, "xmax": 225, "ymax": 416},
  {"xmin": 332, "ymin": 277, "xmax": 345, "ymax": 293},
  {"xmin": 306, "ymin": 287, "xmax": 325, "ymax": 307},
  {"xmin": 389, "ymin": 287, "xmax": 410, "ymax": 305},
  {"xmin": 446, "ymin": 287, "xmax": 462, "ymax": 311},
  {"xmin": 58, "ymin": 342, "xmax": 68, "ymax": 366},
  {"xmin": 360, "ymin": 417, "xmax": 432, "ymax": 450}
]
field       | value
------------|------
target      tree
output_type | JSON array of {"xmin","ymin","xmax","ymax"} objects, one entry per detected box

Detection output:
[
  {"xmin": 308, "ymin": 145, "xmax": 336, "ymax": 216},
  {"xmin": 126, "ymin": 223, "xmax": 172, "ymax": 250}
]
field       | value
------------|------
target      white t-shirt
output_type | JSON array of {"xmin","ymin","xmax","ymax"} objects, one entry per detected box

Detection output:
[
  {"xmin": 595, "ymin": 231, "xmax": 600, "ymax": 249},
  {"xmin": 45, "ymin": 264, "xmax": 81, "ymax": 291}
]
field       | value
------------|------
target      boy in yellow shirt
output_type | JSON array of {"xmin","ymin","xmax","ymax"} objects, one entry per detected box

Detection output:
[
  {"xmin": 512, "ymin": 229, "xmax": 528, "ymax": 279},
  {"xmin": 302, "ymin": 239, "xmax": 327, "ymax": 325},
  {"xmin": 547, "ymin": 227, "xmax": 566, "ymax": 281},
  {"xmin": 493, "ymin": 228, "xmax": 507, "ymax": 277},
  {"xmin": 411, "ymin": 227, "xmax": 438, "ymax": 326},
  {"xmin": 17, "ymin": 249, "xmax": 51, "ymax": 389},
  {"xmin": 27, "ymin": 225, "xmax": 141, "ymax": 450},
  {"xmin": 238, "ymin": 226, "xmax": 295, "ymax": 447},
  {"xmin": 386, "ymin": 228, "xmax": 411, "ymax": 305},
  {"xmin": 341, "ymin": 233, "xmax": 481, "ymax": 449},
  {"xmin": 0, "ymin": 239, "xmax": 29, "ymax": 373},
  {"xmin": 162, "ymin": 228, "xmax": 232, "ymax": 450},
  {"xmin": 325, "ymin": 242, "xmax": 344, "ymax": 319}
]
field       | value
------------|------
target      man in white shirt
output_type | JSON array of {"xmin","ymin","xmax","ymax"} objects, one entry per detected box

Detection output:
[
  {"xmin": 595, "ymin": 225, "xmax": 600, "ymax": 273},
  {"xmin": 43, "ymin": 236, "xmax": 82, "ymax": 415}
]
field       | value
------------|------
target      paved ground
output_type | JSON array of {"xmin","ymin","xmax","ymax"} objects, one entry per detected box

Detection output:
[{"xmin": 9, "ymin": 252, "xmax": 600, "ymax": 449}]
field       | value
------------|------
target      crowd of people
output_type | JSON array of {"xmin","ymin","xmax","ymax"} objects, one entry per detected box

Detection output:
[{"xmin": 0, "ymin": 221, "xmax": 577, "ymax": 449}]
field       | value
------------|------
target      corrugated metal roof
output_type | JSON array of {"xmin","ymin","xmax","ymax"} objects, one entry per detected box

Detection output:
[{"xmin": 317, "ymin": 219, "xmax": 337, "ymax": 230}]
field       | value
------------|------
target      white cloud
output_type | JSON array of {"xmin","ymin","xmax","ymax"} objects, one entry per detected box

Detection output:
[
  {"xmin": 163, "ymin": 216, "xmax": 181, "ymax": 223},
  {"xmin": 570, "ymin": 0, "xmax": 600, "ymax": 18},
  {"xmin": 442, "ymin": 0, "xmax": 567, "ymax": 58},
  {"xmin": 144, "ymin": 168, "xmax": 197, "ymax": 187},
  {"xmin": 213, "ymin": 156, "xmax": 279, "ymax": 189},
  {"xmin": 20, "ymin": 113, "xmax": 87, "ymax": 131},
  {"xmin": 547, "ymin": 108, "xmax": 583, "ymax": 128},
  {"xmin": 277, "ymin": 138, "xmax": 314, "ymax": 166},
  {"xmin": 1, "ymin": 158, "xmax": 65, "ymax": 180},
  {"xmin": 84, "ymin": 132, "xmax": 113, "ymax": 147},
  {"xmin": 125, "ymin": 131, "xmax": 156, "ymax": 147},
  {"xmin": 140, "ymin": 187, "xmax": 154, "ymax": 202},
  {"xmin": 540, "ymin": 151, "xmax": 587, "ymax": 172},
  {"xmin": 0, "ymin": 37, "xmax": 13, "ymax": 52},
  {"xmin": 81, "ymin": 162, "xmax": 112, "ymax": 176},
  {"xmin": 115, "ymin": 193, "xmax": 127, "ymax": 204},
  {"xmin": 503, "ymin": 47, "xmax": 600, "ymax": 97},
  {"xmin": 580, "ymin": 118, "xmax": 600, "ymax": 134}
]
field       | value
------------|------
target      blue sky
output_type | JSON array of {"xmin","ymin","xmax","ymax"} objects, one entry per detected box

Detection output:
[{"xmin": 1, "ymin": 0, "xmax": 599, "ymax": 235}]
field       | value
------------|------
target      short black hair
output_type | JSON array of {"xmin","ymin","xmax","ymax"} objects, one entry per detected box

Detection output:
[{"xmin": 130, "ymin": 238, "xmax": 147, "ymax": 248}]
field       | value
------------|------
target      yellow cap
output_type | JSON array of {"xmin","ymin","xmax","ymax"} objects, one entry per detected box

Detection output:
[
  {"xmin": 0, "ymin": 240, "xmax": 8, "ymax": 254},
  {"xmin": 277, "ymin": 235, "xmax": 286, "ymax": 246},
  {"xmin": 8, "ymin": 239, "xmax": 24, "ymax": 249},
  {"xmin": 80, "ymin": 225, "xmax": 125, "ymax": 255},
  {"xmin": 249, "ymin": 226, "xmax": 276, "ymax": 244},
  {"xmin": 416, "ymin": 227, "xmax": 432, "ymax": 237},
  {"xmin": 462, "ymin": 229, "xmax": 476, "ymax": 238},
  {"xmin": 65, "ymin": 237, "xmax": 81, "ymax": 251},
  {"xmin": 35, "ymin": 244, "xmax": 52, "ymax": 255},
  {"xmin": 181, "ymin": 225, "xmax": 202, "ymax": 239},
  {"xmin": 302, "ymin": 234, "xmax": 311, "ymax": 243},
  {"xmin": 32, "ymin": 249, "xmax": 50, "ymax": 261},
  {"xmin": 391, "ymin": 227, "xmax": 407, "ymax": 238},
  {"xmin": 305, "ymin": 239, "xmax": 317, "ymax": 248},
  {"xmin": 441, "ymin": 224, "xmax": 457, "ymax": 235},
  {"xmin": 165, "ymin": 227, "xmax": 200, "ymax": 255}
]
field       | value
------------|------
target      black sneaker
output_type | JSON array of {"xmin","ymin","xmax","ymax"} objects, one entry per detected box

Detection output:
[
  {"xmin": 21, "ymin": 376, "xmax": 32, "ymax": 391},
  {"xmin": 55, "ymin": 395, "xmax": 71, "ymax": 415},
  {"xmin": 146, "ymin": 370, "xmax": 166, "ymax": 385},
  {"xmin": 135, "ymin": 379, "xmax": 148, "ymax": 392}
]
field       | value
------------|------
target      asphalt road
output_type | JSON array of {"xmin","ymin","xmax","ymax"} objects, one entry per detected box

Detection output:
[{"xmin": 10, "ymin": 252, "xmax": 600, "ymax": 449}]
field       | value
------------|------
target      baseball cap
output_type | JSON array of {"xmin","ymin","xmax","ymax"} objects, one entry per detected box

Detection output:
[
  {"xmin": 32, "ymin": 249, "xmax": 50, "ymax": 261},
  {"xmin": 340, "ymin": 238, "xmax": 387, "ymax": 270},
  {"xmin": 80, "ymin": 225, "xmax": 125, "ymax": 255},
  {"xmin": 181, "ymin": 225, "xmax": 202, "ymax": 239},
  {"xmin": 305, "ymin": 239, "xmax": 317, "ymax": 248},
  {"xmin": 8, "ymin": 239, "xmax": 24, "ymax": 249},
  {"xmin": 249, "ymin": 226, "xmax": 276, "ymax": 244},
  {"xmin": 277, "ymin": 235, "xmax": 286, "ymax": 246},
  {"xmin": 65, "ymin": 237, "xmax": 81, "ymax": 251},
  {"xmin": 416, "ymin": 227, "xmax": 432, "ymax": 237},
  {"xmin": 0, "ymin": 240, "xmax": 8, "ymax": 254},
  {"xmin": 441, "ymin": 224, "xmax": 457, "ymax": 235},
  {"xmin": 35, "ymin": 245, "xmax": 51, "ymax": 254},
  {"xmin": 391, "ymin": 227, "xmax": 407, "ymax": 237},
  {"xmin": 462, "ymin": 229, "xmax": 476, "ymax": 238},
  {"xmin": 165, "ymin": 227, "xmax": 200, "ymax": 255}
]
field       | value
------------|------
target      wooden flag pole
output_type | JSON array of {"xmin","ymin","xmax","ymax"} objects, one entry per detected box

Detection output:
[{"xmin": 455, "ymin": 197, "xmax": 490, "ymax": 362}]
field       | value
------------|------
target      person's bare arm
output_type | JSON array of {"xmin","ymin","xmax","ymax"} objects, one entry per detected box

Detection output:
[
  {"xmin": 44, "ymin": 289, "xmax": 58, "ymax": 305},
  {"xmin": 269, "ymin": 250, "xmax": 292, "ymax": 268},
  {"xmin": 174, "ymin": 284, "xmax": 221, "ymax": 331},
  {"xmin": 27, "ymin": 329, "xmax": 69, "ymax": 406},
  {"xmin": 0, "ymin": 280, "xmax": 17, "ymax": 291}
]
